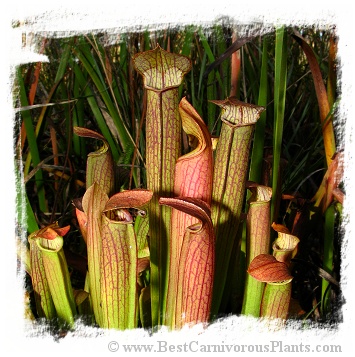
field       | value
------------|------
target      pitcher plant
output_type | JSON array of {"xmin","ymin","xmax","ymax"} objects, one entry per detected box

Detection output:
[{"xmin": 19, "ymin": 29, "xmax": 341, "ymax": 333}]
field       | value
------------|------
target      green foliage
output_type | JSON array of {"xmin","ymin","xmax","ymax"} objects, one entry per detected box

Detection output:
[{"xmin": 16, "ymin": 25, "xmax": 342, "ymax": 330}]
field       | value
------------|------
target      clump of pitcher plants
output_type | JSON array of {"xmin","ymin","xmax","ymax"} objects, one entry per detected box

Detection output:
[{"xmin": 19, "ymin": 34, "xmax": 342, "ymax": 332}]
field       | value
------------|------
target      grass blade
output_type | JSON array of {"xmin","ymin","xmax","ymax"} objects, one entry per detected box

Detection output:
[
  {"xmin": 321, "ymin": 203, "xmax": 336, "ymax": 316},
  {"xmin": 17, "ymin": 69, "xmax": 47, "ymax": 213},
  {"xmin": 70, "ymin": 58, "xmax": 119, "ymax": 162},
  {"xmin": 73, "ymin": 37, "xmax": 135, "ymax": 155},
  {"xmin": 271, "ymin": 27, "xmax": 288, "ymax": 224},
  {"xmin": 292, "ymin": 32, "xmax": 336, "ymax": 167},
  {"xmin": 249, "ymin": 36, "xmax": 269, "ymax": 184}
]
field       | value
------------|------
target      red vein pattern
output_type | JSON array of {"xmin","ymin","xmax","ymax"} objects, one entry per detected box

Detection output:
[
  {"xmin": 28, "ymin": 233, "xmax": 56, "ymax": 319},
  {"xmin": 74, "ymin": 202, "xmax": 88, "ymax": 244},
  {"xmin": 163, "ymin": 98, "xmax": 213, "ymax": 327},
  {"xmin": 247, "ymin": 254, "xmax": 292, "ymax": 283},
  {"xmin": 100, "ymin": 216, "xmax": 137, "ymax": 329},
  {"xmin": 30, "ymin": 224, "xmax": 76, "ymax": 325},
  {"xmin": 175, "ymin": 98, "xmax": 213, "ymax": 203},
  {"xmin": 160, "ymin": 197, "xmax": 214, "ymax": 329},
  {"xmin": 100, "ymin": 189, "xmax": 152, "ymax": 329},
  {"xmin": 103, "ymin": 189, "xmax": 153, "ymax": 212},
  {"xmin": 74, "ymin": 126, "xmax": 115, "ymax": 197},
  {"xmin": 209, "ymin": 97, "xmax": 264, "ymax": 316},
  {"xmin": 246, "ymin": 183, "xmax": 273, "ymax": 267},
  {"xmin": 82, "ymin": 182, "xmax": 109, "ymax": 326},
  {"xmin": 272, "ymin": 224, "xmax": 300, "ymax": 265},
  {"xmin": 39, "ymin": 246, "xmax": 76, "ymax": 325},
  {"xmin": 260, "ymin": 282, "xmax": 292, "ymax": 322},
  {"xmin": 133, "ymin": 46, "xmax": 191, "ymax": 325},
  {"xmin": 242, "ymin": 183, "xmax": 272, "ymax": 316},
  {"xmin": 254, "ymin": 224, "xmax": 299, "ymax": 323}
]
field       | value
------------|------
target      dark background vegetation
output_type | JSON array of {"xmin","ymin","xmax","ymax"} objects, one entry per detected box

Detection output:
[{"xmin": 16, "ymin": 24, "xmax": 342, "ymax": 326}]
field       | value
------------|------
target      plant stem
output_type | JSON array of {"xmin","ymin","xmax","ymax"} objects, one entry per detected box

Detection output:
[
  {"xmin": 133, "ymin": 46, "xmax": 191, "ymax": 327},
  {"xmin": 242, "ymin": 183, "xmax": 272, "ymax": 316},
  {"xmin": 210, "ymin": 98, "xmax": 264, "ymax": 317}
]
